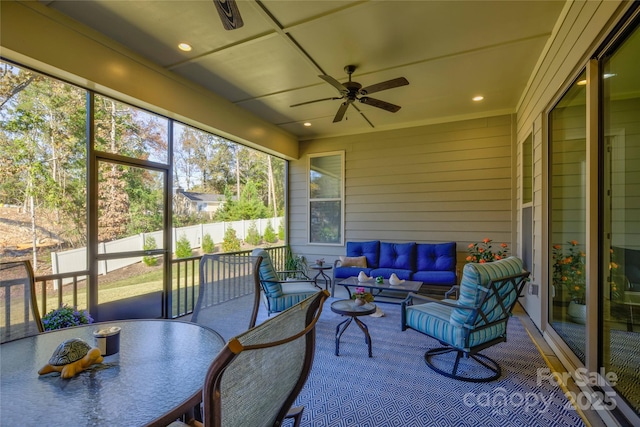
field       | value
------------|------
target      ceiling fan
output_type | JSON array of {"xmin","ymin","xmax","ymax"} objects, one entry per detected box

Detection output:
[
  {"xmin": 291, "ymin": 65, "xmax": 409, "ymax": 125},
  {"xmin": 213, "ymin": 0, "xmax": 244, "ymax": 30}
]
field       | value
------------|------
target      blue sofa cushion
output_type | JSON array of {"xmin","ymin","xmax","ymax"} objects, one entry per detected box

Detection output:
[
  {"xmin": 412, "ymin": 270, "xmax": 456, "ymax": 285},
  {"xmin": 416, "ymin": 242, "xmax": 456, "ymax": 272},
  {"xmin": 334, "ymin": 266, "xmax": 373, "ymax": 280},
  {"xmin": 379, "ymin": 242, "xmax": 416, "ymax": 270},
  {"xmin": 369, "ymin": 268, "xmax": 413, "ymax": 280},
  {"xmin": 347, "ymin": 241, "xmax": 380, "ymax": 269}
]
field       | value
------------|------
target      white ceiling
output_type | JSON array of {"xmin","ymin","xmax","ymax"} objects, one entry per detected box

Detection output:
[{"xmin": 41, "ymin": 0, "xmax": 566, "ymax": 141}]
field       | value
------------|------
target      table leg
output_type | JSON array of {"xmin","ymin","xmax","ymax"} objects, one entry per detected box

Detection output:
[
  {"xmin": 335, "ymin": 317, "xmax": 353, "ymax": 356},
  {"xmin": 353, "ymin": 317, "xmax": 373, "ymax": 357}
]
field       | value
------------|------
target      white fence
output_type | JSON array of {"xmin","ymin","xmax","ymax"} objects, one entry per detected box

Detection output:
[{"xmin": 51, "ymin": 217, "xmax": 282, "ymax": 284}]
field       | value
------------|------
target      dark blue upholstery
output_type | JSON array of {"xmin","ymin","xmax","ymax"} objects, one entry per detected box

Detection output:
[
  {"xmin": 334, "ymin": 241, "xmax": 457, "ymax": 288},
  {"xmin": 347, "ymin": 241, "xmax": 380, "ymax": 268},
  {"xmin": 333, "ymin": 241, "xmax": 379, "ymax": 282},
  {"xmin": 370, "ymin": 242, "xmax": 415, "ymax": 279},
  {"xmin": 413, "ymin": 242, "xmax": 457, "ymax": 286},
  {"xmin": 417, "ymin": 242, "xmax": 456, "ymax": 271}
]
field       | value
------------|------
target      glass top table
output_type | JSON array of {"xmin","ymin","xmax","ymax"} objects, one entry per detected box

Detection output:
[
  {"xmin": 330, "ymin": 299, "xmax": 377, "ymax": 357},
  {"xmin": 337, "ymin": 276, "xmax": 422, "ymax": 302},
  {"xmin": 0, "ymin": 319, "xmax": 225, "ymax": 427}
]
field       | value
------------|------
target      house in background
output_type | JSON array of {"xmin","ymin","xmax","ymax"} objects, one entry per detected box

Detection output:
[{"xmin": 174, "ymin": 189, "xmax": 226, "ymax": 218}]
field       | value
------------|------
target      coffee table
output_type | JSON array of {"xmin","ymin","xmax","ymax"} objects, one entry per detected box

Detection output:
[
  {"xmin": 337, "ymin": 276, "xmax": 422, "ymax": 303},
  {"xmin": 331, "ymin": 299, "xmax": 376, "ymax": 357}
]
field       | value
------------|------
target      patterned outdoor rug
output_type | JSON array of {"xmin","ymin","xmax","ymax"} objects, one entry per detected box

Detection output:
[
  {"xmin": 551, "ymin": 320, "xmax": 640, "ymax": 413},
  {"xmin": 269, "ymin": 298, "xmax": 586, "ymax": 427}
]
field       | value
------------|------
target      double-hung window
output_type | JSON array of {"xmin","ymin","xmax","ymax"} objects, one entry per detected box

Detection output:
[{"xmin": 308, "ymin": 152, "xmax": 344, "ymax": 245}]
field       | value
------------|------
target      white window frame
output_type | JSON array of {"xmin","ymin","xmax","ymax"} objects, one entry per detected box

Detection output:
[{"xmin": 307, "ymin": 151, "xmax": 345, "ymax": 246}]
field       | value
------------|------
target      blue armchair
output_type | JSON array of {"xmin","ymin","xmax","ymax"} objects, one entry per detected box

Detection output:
[
  {"xmin": 251, "ymin": 249, "xmax": 321, "ymax": 315},
  {"xmin": 402, "ymin": 256, "xmax": 529, "ymax": 382}
]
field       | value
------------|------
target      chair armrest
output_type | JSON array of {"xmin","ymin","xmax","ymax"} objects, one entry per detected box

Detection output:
[
  {"xmin": 403, "ymin": 292, "xmax": 475, "ymax": 311},
  {"xmin": 278, "ymin": 269, "xmax": 311, "ymax": 280},
  {"xmin": 333, "ymin": 259, "xmax": 342, "ymax": 268},
  {"xmin": 445, "ymin": 285, "xmax": 459, "ymax": 299}
]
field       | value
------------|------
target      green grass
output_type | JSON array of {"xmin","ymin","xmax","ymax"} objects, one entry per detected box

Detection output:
[{"xmin": 37, "ymin": 264, "xmax": 201, "ymax": 318}]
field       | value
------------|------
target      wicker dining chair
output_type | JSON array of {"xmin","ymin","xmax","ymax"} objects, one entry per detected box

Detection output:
[
  {"xmin": 0, "ymin": 260, "xmax": 44, "ymax": 344},
  {"xmin": 192, "ymin": 254, "xmax": 262, "ymax": 341}
]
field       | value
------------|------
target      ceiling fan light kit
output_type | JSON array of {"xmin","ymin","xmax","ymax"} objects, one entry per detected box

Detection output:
[{"xmin": 291, "ymin": 65, "xmax": 409, "ymax": 127}]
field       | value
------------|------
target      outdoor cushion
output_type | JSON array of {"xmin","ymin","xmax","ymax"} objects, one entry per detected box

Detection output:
[
  {"xmin": 346, "ymin": 241, "xmax": 380, "ymax": 269},
  {"xmin": 252, "ymin": 249, "xmax": 283, "ymax": 297},
  {"xmin": 450, "ymin": 256, "xmax": 523, "ymax": 328},
  {"xmin": 412, "ymin": 270, "xmax": 457, "ymax": 285},
  {"xmin": 378, "ymin": 242, "xmax": 416, "ymax": 270},
  {"xmin": 405, "ymin": 301, "xmax": 507, "ymax": 350},
  {"xmin": 416, "ymin": 242, "xmax": 456, "ymax": 272},
  {"xmin": 339, "ymin": 255, "xmax": 367, "ymax": 267}
]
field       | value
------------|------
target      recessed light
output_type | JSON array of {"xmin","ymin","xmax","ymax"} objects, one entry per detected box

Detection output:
[
  {"xmin": 472, "ymin": 96, "xmax": 484, "ymax": 102},
  {"xmin": 303, "ymin": 122, "xmax": 312, "ymax": 127},
  {"xmin": 604, "ymin": 73, "xmax": 616, "ymax": 79},
  {"xmin": 577, "ymin": 80, "xmax": 587, "ymax": 86},
  {"xmin": 178, "ymin": 43, "xmax": 192, "ymax": 52}
]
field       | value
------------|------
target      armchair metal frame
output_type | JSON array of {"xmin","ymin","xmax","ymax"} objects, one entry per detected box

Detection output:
[{"xmin": 402, "ymin": 271, "xmax": 530, "ymax": 382}]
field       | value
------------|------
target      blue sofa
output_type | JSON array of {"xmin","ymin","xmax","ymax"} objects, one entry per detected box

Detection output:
[{"xmin": 332, "ymin": 241, "xmax": 457, "ymax": 295}]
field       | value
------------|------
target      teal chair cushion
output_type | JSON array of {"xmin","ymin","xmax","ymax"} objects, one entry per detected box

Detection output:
[
  {"xmin": 404, "ymin": 301, "xmax": 506, "ymax": 351},
  {"xmin": 252, "ymin": 249, "xmax": 283, "ymax": 297},
  {"xmin": 450, "ymin": 256, "xmax": 524, "ymax": 329}
]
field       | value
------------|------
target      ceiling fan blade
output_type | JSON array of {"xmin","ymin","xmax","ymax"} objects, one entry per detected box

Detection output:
[
  {"xmin": 333, "ymin": 102, "xmax": 349, "ymax": 123},
  {"xmin": 319, "ymin": 75, "xmax": 348, "ymax": 94},
  {"xmin": 213, "ymin": 0, "xmax": 244, "ymax": 30},
  {"xmin": 359, "ymin": 97, "xmax": 401, "ymax": 113},
  {"xmin": 290, "ymin": 97, "xmax": 343, "ymax": 107},
  {"xmin": 359, "ymin": 77, "xmax": 409, "ymax": 95}
]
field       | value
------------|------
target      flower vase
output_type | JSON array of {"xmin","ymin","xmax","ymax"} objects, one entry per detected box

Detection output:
[
  {"xmin": 568, "ymin": 300, "xmax": 587, "ymax": 324},
  {"xmin": 354, "ymin": 298, "xmax": 365, "ymax": 306}
]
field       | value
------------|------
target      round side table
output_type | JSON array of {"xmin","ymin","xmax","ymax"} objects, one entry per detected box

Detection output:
[
  {"xmin": 330, "ymin": 299, "xmax": 376, "ymax": 357},
  {"xmin": 310, "ymin": 264, "xmax": 333, "ymax": 290}
]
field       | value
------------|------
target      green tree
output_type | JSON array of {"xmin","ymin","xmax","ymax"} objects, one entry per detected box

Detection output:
[
  {"xmin": 175, "ymin": 234, "xmax": 192, "ymax": 258},
  {"xmin": 278, "ymin": 219, "xmax": 285, "ymax": 241},
  {"xmin": 221, "ymin": 226, "xmax": 241, "ymax": 252},
  {"xmin": 202, "ymin": 233, "xmax": 215, "ymax": 253},
  {"xmin": 245, "ymin": 221, "xmax": 261, "ymax": 246},
  {"xmin": 264, "ymin": 222, "xmax": 277, "ymax": 243},
  {"xmin": 142, "ymin": 236, "xmax": 158, "ymax": 266}
]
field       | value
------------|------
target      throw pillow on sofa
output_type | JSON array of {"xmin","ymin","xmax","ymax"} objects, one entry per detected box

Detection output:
[{"xmin": 339, "ymin": 256, "xmax": 367, "ymax": 268}]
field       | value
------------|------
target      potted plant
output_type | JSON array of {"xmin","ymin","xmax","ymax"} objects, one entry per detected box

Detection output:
[
  {"xmin": 552, "ymin": 241, "xmax": 586, "ymax": 323},
  {"xmin": 41, "ymin": 305, "xmax": 94, "ymax": 331},
  {"xmin": 466, "ymin": 238, "xmax": 509, "ymax": 263},
  {"xmin": 351, "ymin": 286, "xmax": 374, "ymax": 306}
]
